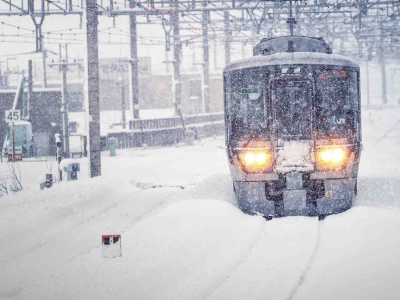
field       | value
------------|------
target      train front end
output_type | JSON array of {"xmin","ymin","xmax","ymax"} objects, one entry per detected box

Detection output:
[{"xmin": 224, "ymin": 36, "xmax": 362, "ymax": 218}]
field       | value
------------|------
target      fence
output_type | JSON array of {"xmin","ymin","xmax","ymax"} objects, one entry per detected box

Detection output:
[{"xmin": 105, "ymin": 112, "xmax": 225, "ymax": 150}]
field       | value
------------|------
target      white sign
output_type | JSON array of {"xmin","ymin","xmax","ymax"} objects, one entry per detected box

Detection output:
[
  {"xmin": 7, "ymin": 146, "xmax": 22, "ymax": 155},
  {"xmin": 5, "ymin": 110, "xmax": 21, "ymax": 123},
  {"xmin": 102, "ymin": 235, "xmax": 122, "ymax": 258}
]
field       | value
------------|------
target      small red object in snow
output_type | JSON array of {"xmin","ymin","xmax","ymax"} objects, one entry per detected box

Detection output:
[{"xmin": 102, "ymin": 234, "xmax": 122, "ymax": 258}]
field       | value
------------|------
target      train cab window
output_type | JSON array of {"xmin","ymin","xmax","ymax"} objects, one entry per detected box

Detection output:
[
  {"xmin": 227, "ymin": 68, "xmax": 267, "ymax": 138},
  {"xmin": 271, "ymin": 80, "xmax": 312, "ymax": 139},
  {"xmin": 315, "ymin": 70, "xmax": 359, "ymax": 138}
]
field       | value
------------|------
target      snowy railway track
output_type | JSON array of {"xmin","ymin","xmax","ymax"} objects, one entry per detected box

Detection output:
[
  {"xmin": 206, "ymin": 216, "xmax": 321, "ymax": 300},
  {"xmin": 201, "ymin": 218, "xmax": 268, "ymax": 300},
  {"xmin": 286, "ymin": 219, "xmax": 324, "ymax": 300}
]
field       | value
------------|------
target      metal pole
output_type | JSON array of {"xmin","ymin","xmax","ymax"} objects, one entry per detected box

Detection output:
[
  {"xmin": 165, "ymin": 50, "xmax": 170, "ymax": 74},
  {"xmin": 55, "ymin": 133, "xmax": 62, "ymax": 181},
  {"xmin": 129, "ymin": 11, "xmax": 140, "ymax": 119},
  {"xmin": 366, "ymin": 59, "xmax": 370, "ymax": 105},
  {"xmin": 202, "ymin": 7, "xmax": 210, "ymax": 113},
  {"xmin": 380, "ymin": 28, "xmax": 387, "ymax": 104},
  {"xmin": 65, "ymin": 43, "xmax": 69, "ymax": 63},
  {"xmin": 289, "ymin": 0, "xmax": 293, "ymax": 35},
  {"xmin": 381, "ymin": 57, "xmax": 387, "ymax": 104},
  {"xmin": 121, "ymin": 81, "xmax": 126, "ymax": 129},
  {"xmin": 35, "ymin": 24, "xmax": 42, "ymax": 52},
  {"xmin": 59, "ymin": 44, "xmax": 62, "ymax": 70},
  {"xmin": 12, "ymin": 122, "xmax": 15, "ymax": 162},
  {"xmin": 287, "ymin": 0, "xmax": 296, "ymax": 36},
  {"xmin": 213, "ymin": 32, "xmax": 217, "ymax": 70},
  {"xmin": 224, "ymin": 11, "xmax": 231, "ymax": 66},
  {"xmin": 85, "ymin": 0, "xmax": 101, "ymax": 177},
  {"xmin": 42, "ymin": 49, "xmax": 47, "ymax": 88},
  {"xmin": 61, "ymin": 62, "xmax": 70, "ymax": 157},
  {"xmin": 172, "ymin": 0, "xmax": 182, "ymax": 116},
  {"xmin": 29, "ymin": 0, "xmax": 45, "ymax": 53},
  {"xmin": 27, "ymin": 60, "xmax": 33, "ymax": 120},
  {"xmin": 295, "ymin": 4, "xmax": 300, "ymax": 35}
]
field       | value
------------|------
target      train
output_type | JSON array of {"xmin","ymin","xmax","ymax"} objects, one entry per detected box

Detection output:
[{"xmin": 223, "ymin": 35, "xmax": 362, "ymax": 219}]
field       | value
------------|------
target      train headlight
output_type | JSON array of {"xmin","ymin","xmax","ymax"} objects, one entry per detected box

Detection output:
[
  {"xmin": 316, "ymin": 147, "xmax": 348, "ymax": 171},
  {"xmin": 238, "ymin": 150, "xmax": 271, "ymax": 173}
]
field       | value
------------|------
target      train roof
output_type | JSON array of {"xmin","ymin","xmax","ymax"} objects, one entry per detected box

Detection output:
[
  {"xmin": 253, "ymin": 36, "xmax": 331, "ymax": 56},
  {"xmin": 224, "ymin": 52, "xmax": 359, "ymax": 73}
]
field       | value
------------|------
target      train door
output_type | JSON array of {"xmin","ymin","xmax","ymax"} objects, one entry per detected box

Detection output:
[{"xmin": 270, "ymin": 79, "xmax": 314, "ymax": 172}]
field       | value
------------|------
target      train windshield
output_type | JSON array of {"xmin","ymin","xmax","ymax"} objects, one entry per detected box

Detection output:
[
  {"xmin": 226, "ymin": 68, "xmax": 268, "ymax": 139},
  {"xmin": 271, "ymin": 80, "xmax": 312, "ymax": 139},
  {"xmin": 315, "ymin": 70, "xmax": 359, "ymax": 138},
  {"xmin": 225, "ymin": 66, "xmax": 360, "ymax": 143}
]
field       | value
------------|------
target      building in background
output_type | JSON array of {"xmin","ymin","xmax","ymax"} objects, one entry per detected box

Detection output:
[{"xmin": 0, "ymin": 54, "xmax": 224, "ymax": 156}]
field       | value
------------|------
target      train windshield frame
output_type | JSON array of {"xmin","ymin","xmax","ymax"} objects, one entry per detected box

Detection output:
[{"xmin": 224, "ymin": 64, "xmax": 360, "ymax": 144}]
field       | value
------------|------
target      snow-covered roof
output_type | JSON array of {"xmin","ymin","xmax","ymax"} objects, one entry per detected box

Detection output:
[
  {"xmin": 253, "ymin": 36, "xmax": 331, "ymax": 56},
  {"xmin": 224, "ymin": 52, "xmax": 359, "ymax": 72}
]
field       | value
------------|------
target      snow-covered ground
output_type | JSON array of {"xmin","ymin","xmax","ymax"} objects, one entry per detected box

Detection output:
[{"xmin": 0, "ymin": 106, "xmax": 400, "ymax": 300}]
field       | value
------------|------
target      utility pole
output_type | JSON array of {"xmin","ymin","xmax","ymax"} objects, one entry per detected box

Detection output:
[
  {"xmin": 162, "ymin": 16, "xmax": 172, "ymax": 74},
  {"xmin": 27, "ymin": 60, "xmax": 33, "ymax": 120},
  {"xmin": 42, "ymin": 49, "xmax": 47, "ymax": 88},
  {"xmin": 366, "ymin": 46, "xmax": 372, "ymax": 105},
  {"xmin": 213, "ymin": 32, "xmax": 218, "ymax": 70},
  {"xmin": 85, "ymin": 0, "xmax": 101, "ymax": 177},
  {"xmin": 118, "ymin": 77, "xmax": 127, "ymax": 129},
  {"xmin": 172, "ymin": 0, "xmax": 182, "ymax": 116},
  {"xmin": 48, "ymin": 60, "xmax": 77, "ymax": 158},
  {"xmin": 224, "ymin": 11, "xmax": 231, "ymax": 66},
  {"xmin": 28, "ymin": 0, "xmax": 45, "ymax": 52},
  {"xmin": 122, "ymin": 82, "xmax": 126, "ymax": 129},
  {"xmin": 61, "ymin": 61, "xmax": 70, "ymax": 157},
  {"xmin": 380, "ymin": 25, "xmax": 387, "ymax": 104},
  {"xmin": 49, "ymin": 46, "xmax": 80, "ymax": 158},
  {"xmin": 55, "ymin": 134, "xmax": 63, "ymax": 180},
  {"xmin": 129, "ymin": 9, "xmax": 140, "ymax": 119},
  {"xmin": 366, "ymin": 60, "xmax": 370, "ymax": 105},
  {"xmin": 287, "ymin": 0, "xmax": 297, "ymax": 36},
  {"xmin": 202, "ymin": 3, "xmax": 210, "ymax": 113},
  {"xmin": 165, "ymin": 50, "xmax": 170, "ymax": 74}
]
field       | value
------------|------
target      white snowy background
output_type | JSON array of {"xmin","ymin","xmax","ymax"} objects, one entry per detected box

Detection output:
[{"xmin": 0, "ymin": 100, "xmax": 399, "ymax": 300}]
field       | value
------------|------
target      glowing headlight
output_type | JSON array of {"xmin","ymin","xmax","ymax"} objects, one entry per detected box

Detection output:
[
  {"xmin": 316, "ymin": 147, "xmax": 349, "ymax": 170},
  {"xmin": 238, "ymin": 150, "xmax": 271, "ymax": 173},
  {"xmin": 242, "ymin": 151, "xmax": 268, "ymax": 166},
  {"xmin": 319, "ymin": 148, "xmax": 346, "ymax": 164}
]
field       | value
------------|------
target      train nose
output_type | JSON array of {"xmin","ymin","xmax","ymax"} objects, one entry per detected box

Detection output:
[{"xmin": 274, "ymin": 140, "xmax": 314, "ymax": 173}]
